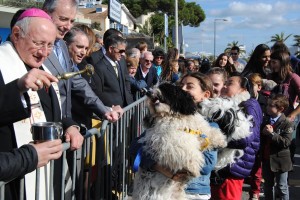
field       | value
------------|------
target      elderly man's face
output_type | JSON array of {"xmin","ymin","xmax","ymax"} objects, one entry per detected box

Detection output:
[
  {"xmin": 141, "ymin": 54, "xmax": 154, "ymax": 69},
  {"xmin": 49, "ymin": 1, "xmax": 77, "ymax": 39},
  {"xmin": 12, "ymin": 18, "xmax": 56, "ymax": 68}
]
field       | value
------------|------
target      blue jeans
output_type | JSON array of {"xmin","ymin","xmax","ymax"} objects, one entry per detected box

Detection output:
[{"xmin": 262, "ymin": 161, "xmax": 289, "ymax": 200}]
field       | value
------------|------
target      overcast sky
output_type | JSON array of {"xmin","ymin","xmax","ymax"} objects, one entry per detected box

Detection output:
[{"xmin": 183, "ymin": 0, "xmax": 300, "ymax": 56}]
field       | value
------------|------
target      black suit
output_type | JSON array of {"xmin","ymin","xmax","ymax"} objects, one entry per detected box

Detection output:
[
  {"xmin": 86, "ymin": 55, "xmax": 133, "ymax": 107},
  {"xmin": 88, "ymin": 47, "xmax": 105, "ymax": 67}
]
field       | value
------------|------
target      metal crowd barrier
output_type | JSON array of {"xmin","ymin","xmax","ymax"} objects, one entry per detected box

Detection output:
[{"xmin": 0, "ymin": 95, "xmax": 148, "ymax": 200}]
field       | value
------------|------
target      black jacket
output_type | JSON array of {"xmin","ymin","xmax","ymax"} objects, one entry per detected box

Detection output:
[{"xmin": 0, "ymin": 144, "xmax": 37, "ymax": 182}]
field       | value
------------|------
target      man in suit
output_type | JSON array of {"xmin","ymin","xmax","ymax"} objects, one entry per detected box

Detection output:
[
  {"xmin": 42, "ymin": 0, "xmax": 121, "ymax": 123},
  {"xmin": 0, "ymin": 8, "xmax": 80, "ymax": 199},
  {"xmin": 88, "ymin": 35, "xmax": 133, "ymax": 107},
  {"xmin": 135, "ymin": 51, "xmax": 158, "ymax": 89}
]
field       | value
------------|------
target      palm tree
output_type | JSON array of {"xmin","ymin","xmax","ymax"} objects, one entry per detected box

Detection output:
[
  {"xmin": 293, "ymin": 35, "xmax": 300, "ymax": 56},
  {"xmin": 268, "ymin": 32, "xmax": 292, "ymax": 43},
  {"xmin": 224, "ymin": 41, "xmax": 246, "ymax": 54}
]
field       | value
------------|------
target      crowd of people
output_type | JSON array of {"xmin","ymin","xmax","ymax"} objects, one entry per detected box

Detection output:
[{"xmin": 0, "ymin": 0, "xmax": 300, "ymax": 200}]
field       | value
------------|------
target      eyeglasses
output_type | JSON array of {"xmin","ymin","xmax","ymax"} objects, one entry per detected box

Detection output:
[
  {"xmin": 155, "ymin": 56, "xmax": 164, "ymax": 59},
  {"xmin": 113, "ymin": 47, "xmax": 126, "ymax": 54},
  {"xmin": 144, "ymin": 59, "xmax": 153, "ymax": 63},
  {"xmin": 32, "ymin": 40, "xmax": 54, "ymax": 51},
  {"xmin": 230, "ymin": 52, "xmax": 238, "ymax": 56},
  {"xmin": 20, "ymin": 28, "xmax": 54, "ymax": 51}
]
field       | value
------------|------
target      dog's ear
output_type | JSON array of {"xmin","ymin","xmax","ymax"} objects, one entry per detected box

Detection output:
[{"xmin": 159, "ymin": 83, "xmax": 196, "ymax": 115}]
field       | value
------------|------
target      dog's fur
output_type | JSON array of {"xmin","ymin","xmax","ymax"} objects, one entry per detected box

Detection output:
[
  {"xmin": 132, "ymin": 83, "xmax": 227, "ymax": 200},
  {"xmin": 199, "ymin": 91, "xmax": 253, "ymax": 171}
]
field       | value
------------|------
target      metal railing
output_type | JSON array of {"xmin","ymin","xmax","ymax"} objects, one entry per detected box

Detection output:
[{"xmin": 0, "ymin": 95, "xmax": 148, "ymax": 200}]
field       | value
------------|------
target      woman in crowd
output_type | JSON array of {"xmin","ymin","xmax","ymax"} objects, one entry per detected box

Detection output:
[
  {"xmin": 269, "ymin": 50, "xmax": 300, "ymax": 164},
  {"xmin": 179, "ymin": 72, "xmax": 218, "ymax": 200},
  {"xmin": 207, "ymin": 67, "xmax": 228, "ymax": 97},
  {"xmin": 241, "ymin": 44, "xmax": 271, "ymax": 78},
  {"xmin": 160, "ymin": 48, "xmax": 179, "ymax": 82},
  {"xmin": 152, "ymin": 47, "xmax": 165, "ymax": 77},
  {"xmin": 213, "ymin": 53, "xmax": 236, "ymax": 76}
]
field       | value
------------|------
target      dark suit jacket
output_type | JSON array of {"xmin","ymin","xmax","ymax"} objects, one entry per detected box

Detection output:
[
  {"xmin": 261, "ymin": 114, "xmax": 294, "ymax": 172},
  {"xmin": 0, "ymin": 75, "xmax": 30, "ymax": 152},
  {"xmin": 87, "ymin": 55, "xmax": 133, "ymax": 107},
  {"xmin": 135, "ymin": 66, "xmax": 158, "ymax": 89},
  {"xmin": 44, "ymin": 39, "xmax": 109, "ymax": 119},
  {"xmin": 87, "ymin": 47, "xmax": 105, "ymax": 67}
]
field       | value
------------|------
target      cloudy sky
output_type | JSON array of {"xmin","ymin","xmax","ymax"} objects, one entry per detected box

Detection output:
[{"xmin": 183, "ymin": 0, "xmax": 300, "ymax": 56}]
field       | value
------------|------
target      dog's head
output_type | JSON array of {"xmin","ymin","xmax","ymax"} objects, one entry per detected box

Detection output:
[{"xmin": 146, "ymin": 83, "xmax": 197, "ymax": 117}]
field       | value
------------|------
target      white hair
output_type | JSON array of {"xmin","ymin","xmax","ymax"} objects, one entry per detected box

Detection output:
[
  {"xmin": 141, "ymin": 51, "xmax": 153, "ymax": 59},
  {"xmin": 13, "ymin": 17, "xmax": 32, "ymax": 38}
]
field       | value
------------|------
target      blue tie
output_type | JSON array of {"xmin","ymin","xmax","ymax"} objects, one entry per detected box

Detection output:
[
  {"xmin": 270, "ymin": 119, "xmax": 276, "ymax": 125},
  {"xmin": 54, "ymin": 41, "xmax": 67, "ymax": 72}
]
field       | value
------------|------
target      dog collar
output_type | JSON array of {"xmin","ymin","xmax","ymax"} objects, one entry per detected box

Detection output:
[{"xmin": 181, "ymin": 128, "xmax": 210, "ymax": 151}]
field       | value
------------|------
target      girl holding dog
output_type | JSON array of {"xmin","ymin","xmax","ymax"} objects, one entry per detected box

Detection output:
[
  {"xmin": 205, "ymin": 73, "xmax": 263, "ymax": 200},
  {"xmin": 130, "ymin": 72, "xmax": 220, "ymax": 200},
  {"xmin": 179, "ymin": 72, "xmax": 219, "ymax": 200}
]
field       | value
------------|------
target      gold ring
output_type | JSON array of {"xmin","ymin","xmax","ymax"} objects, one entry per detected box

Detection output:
[{"xmin": 36, "ymin": 79, "xmax": 42, "ymax": 86}]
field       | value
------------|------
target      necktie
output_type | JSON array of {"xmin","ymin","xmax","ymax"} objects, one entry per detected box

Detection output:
[
  {"xmin": 270, "ymin": 119, "xmax": 276, "ymax": 125},
  {"xmin": 112, "ymin": 62, "xmax": 119, "ymax": 77},
  {"xmin": 54, "ymin": 42, "xmax": 67, "ymax": 72}
]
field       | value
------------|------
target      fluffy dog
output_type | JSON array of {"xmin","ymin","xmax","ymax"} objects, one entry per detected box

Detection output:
[
  {"xmin": 132, "ymin": 83, "xmax": 227, "ymax": 200},
  {"xmin": 199, "ymin": 91, "xmax": 253, "ymax": 171}
]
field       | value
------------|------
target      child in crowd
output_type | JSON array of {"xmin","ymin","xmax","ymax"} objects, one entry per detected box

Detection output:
[
  {"xmin": 126, "ymin": 57, "xmax": 147, "ymax": 99},
  {"xmin": 207, "ymin": 67, "xmax": 228, "ymax": 97},
  {"xmin": 261, "ymin": 94, "xmax": 294, "ymax": 200},
  {"xmin": 247, "ymin": 73, "xmax": 268, "ymax": 200}
]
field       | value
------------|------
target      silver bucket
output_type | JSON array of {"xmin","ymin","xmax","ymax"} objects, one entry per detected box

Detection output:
[{"xmin": 31, "ymin": 122, "xmax": 63, "ymax": 142}]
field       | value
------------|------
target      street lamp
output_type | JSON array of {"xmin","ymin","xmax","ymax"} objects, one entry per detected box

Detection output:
[{"xmin": 214, "ymin": 18, "xmax": 227, "ymax": 61}]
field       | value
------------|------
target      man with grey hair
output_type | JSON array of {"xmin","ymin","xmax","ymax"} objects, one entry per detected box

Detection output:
[
  {"xmin": 135, "ymin": 51, "xmax": 158, "ymax": 89},
  {"xmin": 126, "ymin": 47, "xmax": 141, "ymax": 60},
  {"xmin": 42, "ymin": 0, "xmax": 122, "ymax": 126}
]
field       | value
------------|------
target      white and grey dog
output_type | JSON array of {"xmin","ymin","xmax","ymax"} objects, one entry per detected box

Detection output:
[
  {"xmin": 199, "ymin": 91, "xmax": 253, "ymax": 171},
  {"xmin": 132, "ymin": 83, "xmax": 227, "ymax": 200}
]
